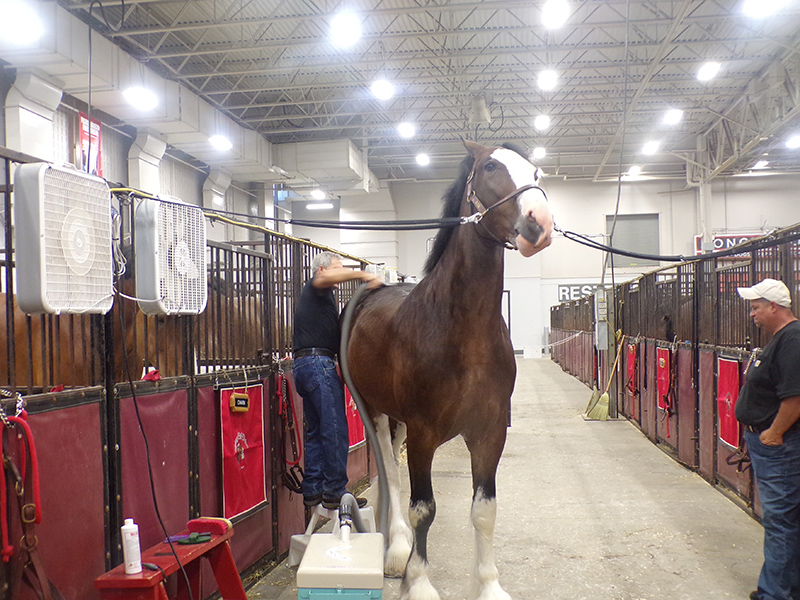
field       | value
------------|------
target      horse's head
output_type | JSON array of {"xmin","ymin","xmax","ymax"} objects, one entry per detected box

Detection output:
[{"xmin": 463, "ymin": 140, "xmax": 554, "ymax": 257}]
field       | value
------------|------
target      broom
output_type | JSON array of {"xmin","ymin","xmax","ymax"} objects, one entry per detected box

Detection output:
[{"xmin": 585, "ymin": 337, "xmax": 624, "ymax": 421}]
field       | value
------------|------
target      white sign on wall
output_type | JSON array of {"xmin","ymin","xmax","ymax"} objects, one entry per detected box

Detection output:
[{"xmin": 557, "ymin": 284, "xmax": 601, "ymax": 302}]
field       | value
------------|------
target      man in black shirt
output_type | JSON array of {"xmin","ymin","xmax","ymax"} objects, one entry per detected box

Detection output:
[
  {"xmin": 736, "ymin": 278, "xmax": 800, "ymax": 600},
  {"xmin": 292, "ymin": 251, "xmax": 381, "ymax": 510}
]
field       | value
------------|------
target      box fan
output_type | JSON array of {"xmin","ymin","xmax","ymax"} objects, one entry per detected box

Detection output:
[
  {"xmin": 135, "ymin": 197, "xmax": 207, "ymax": 316},
  {"xmin": 13, "ymin": 163, "xmax": 114, "ymax": 314}
]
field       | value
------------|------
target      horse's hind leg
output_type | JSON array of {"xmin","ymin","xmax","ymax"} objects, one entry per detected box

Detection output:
[
  {"xmin": 465, "ymin": 424, "xmax": 512, "ymax": 600},
  {"xmin": 375, "ymin": 415, "xmax": 412, "ymax": 577},
  {"xmin": 400, "ymin": 428, "xmax": 440, "ymax": 600}
]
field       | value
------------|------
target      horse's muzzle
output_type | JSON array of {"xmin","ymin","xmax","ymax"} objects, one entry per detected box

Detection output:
[{"xmin": 514, "ymin": 216, "xmax": 551, "ymax": 257}]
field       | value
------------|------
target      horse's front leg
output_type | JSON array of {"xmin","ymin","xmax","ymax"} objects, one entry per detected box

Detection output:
[
  {"xmin": 374, "ymin": 415, "xmax": 412, "ymax": 577},
  {"xmin": 401, "ymin": 429, "xmax": 440, "ymax": 600},
  {"xmin": 466, "ymin": 423, "xmax": 512, "ymax": 600}
]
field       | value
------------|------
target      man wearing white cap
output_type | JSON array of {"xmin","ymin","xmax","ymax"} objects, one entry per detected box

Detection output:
[{"xmin": 736, "ymin": 278, "xmax": 800, "ymax": 600}]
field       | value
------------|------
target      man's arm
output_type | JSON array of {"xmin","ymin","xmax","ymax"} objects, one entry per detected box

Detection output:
[
  {"xmin": 761, "ymin": 395, "xmax": 800, "ymax": 445},
  {"xmin": 313, "ymin": 266, "xmax": 383, "ymax": 290}
]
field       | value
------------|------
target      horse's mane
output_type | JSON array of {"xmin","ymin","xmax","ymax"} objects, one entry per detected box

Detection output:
[
  {"xmin": 422, "ymin": 143, "xmax": 529, "ymax": 276},
  {"xmin": 423, "ymin": 154, "xmax": 475, "ymax": 275}
]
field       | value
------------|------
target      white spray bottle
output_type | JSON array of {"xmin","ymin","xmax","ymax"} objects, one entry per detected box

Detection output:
[{"xmin": 121, "ymin": 518, "xmax": 143, "ymax": 574}]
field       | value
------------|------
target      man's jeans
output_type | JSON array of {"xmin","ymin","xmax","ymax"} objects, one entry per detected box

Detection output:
[
  {"xmin": 293, "ymin": 355, "xmax": 349, "ymax": 501},
  {"xmin": 745, "ymin": 426, "xmax": 800, "ymax": 600}
]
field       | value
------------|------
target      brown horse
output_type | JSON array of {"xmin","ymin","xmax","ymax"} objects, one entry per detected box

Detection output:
[{"xmin": 345, "ymin": 140, "xmax": 554, "ymax": 600}]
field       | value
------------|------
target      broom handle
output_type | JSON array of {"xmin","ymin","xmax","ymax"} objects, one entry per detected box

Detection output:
[{"xmin": 603, "ymin": 337, "xmax": 626, "ymax": 395}]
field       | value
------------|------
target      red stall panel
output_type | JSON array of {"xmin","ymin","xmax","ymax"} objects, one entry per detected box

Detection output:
[
  {"xmin": 655, "ymin": 347, "xmax": 677, "ymax": 448},
  {"xmin": 23, "ymin": 397, "xmax": 106, "ymax": 600},
  {"xmin": 717, "ymin": 358, "xmax": 741, "ymax": 449},
  {"xmin": 120, "ymin": 389, "xmax": 189, "ymax": 551}
]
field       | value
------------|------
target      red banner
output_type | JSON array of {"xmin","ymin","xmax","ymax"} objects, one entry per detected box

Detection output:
[
  {"xmin": 344, "ymin": 386, "xmax": 366, "ymax": 448},
  {"xmin": 717, "ymin": 358, "xmax": 741, "ymax": 448},
  {"xmin": 626, "ymin": 343, "xmax": 637, "ymax": 418},
  {"xmin": 79, "ymin": 111, "xmax": 103, "ymax": 177},
  {"xmin": 220, "ymin": 385, "xmax": 267, "ymax": 520},
  {"xmin": 656, "ymin": 347, "xmax": 670, "ymax": 410}
]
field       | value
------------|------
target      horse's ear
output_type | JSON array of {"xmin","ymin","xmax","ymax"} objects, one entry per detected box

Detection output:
[{"xmin": 462, "ymin": 138, "xmax": 485, "ymax": 157}]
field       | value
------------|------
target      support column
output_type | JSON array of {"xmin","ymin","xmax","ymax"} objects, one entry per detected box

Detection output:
[
  {"xmin": 4, "ymin": 69, "xmax": 63, "ymax": 162},
  {"xmin": 203, "ymin": 168, "xmax": 232, "ymax": 242},
  {"xmin": 127, "ymin": 130, "xmax": 166, "ymax": 195}
]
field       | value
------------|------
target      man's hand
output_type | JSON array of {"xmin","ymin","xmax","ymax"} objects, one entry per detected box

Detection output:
[
  {"xmin": 760, "ymin": 428, "xmax": 784, "ymax": 446},
  {"xmin": 362, "ymin": 272, "xmax": 384, "ymax": 290}
]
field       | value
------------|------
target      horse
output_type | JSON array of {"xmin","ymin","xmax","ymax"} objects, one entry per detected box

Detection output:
[{"xmin": 345, "ymin": 140, "xmax": 554, "ymax": 600}]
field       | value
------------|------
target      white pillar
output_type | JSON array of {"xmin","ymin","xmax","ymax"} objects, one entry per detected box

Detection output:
[
  {"xmin": 4, "ymin": 70, "xmax": 63, "ymax": 162},
  {"xmin": 203, "ymin": 168, "xmax": 232, "ymax": 242},
  {"xmin": 127, "ymin": 130, "xmax": 166, "ymax": 195}
]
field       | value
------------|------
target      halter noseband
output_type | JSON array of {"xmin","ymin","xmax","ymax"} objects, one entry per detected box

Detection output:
[{"xmin": 462, "ymin": 164, "xmax": 549, "ymax": 249}]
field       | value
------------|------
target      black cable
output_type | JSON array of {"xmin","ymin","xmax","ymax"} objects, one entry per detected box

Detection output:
[{"xmin": 116, "ymin": 295, "xmax": 194, "ymax": 600}]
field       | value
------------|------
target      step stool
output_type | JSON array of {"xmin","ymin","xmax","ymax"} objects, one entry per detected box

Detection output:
[{"xmin": 288, "ymin": 503, "xmax": 377, "ymax": 567}]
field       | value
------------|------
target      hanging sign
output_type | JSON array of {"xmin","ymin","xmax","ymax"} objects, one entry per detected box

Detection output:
[{"xmin": 79, "ymin": 111, "xmax": 103, "ymax": 177}]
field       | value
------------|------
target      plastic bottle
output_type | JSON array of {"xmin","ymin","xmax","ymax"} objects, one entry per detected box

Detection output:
[{"xmin": 121, "ymin": 518, "xmax": 142, "ymax": 574}]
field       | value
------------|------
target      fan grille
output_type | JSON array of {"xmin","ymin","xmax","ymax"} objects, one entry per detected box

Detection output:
[
  {"xmin": 41, "ymin": 167, "xmax": 113, "ymax": 313},
  {"xmin": 155, "ymin": 201, "xmax": 207, "ymax": 314}
]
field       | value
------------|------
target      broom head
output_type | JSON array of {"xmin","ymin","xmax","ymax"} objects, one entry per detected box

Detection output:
[
  {"xmin": 585, "ymin": 386, "xmax": 601, "ymax": 413},
  {"xmin": 585, "ymin": 391, "xmax": 609, "ymax": 421}
]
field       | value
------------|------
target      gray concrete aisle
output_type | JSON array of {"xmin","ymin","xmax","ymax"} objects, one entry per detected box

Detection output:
[{"xmin": 249, "ymin": 357, "xmax": 763, "ymax": 600}]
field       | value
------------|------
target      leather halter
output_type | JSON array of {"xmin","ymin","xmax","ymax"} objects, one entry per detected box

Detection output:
[{"xmin": 463, "ymin": 163, "xmax": 549, "ymax": 248}]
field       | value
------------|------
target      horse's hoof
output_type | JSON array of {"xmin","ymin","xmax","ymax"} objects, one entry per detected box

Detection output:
[
  {"xmin": 475, "ymin": 581, "xmax": 512, "ymax": 600},
  {"xmin": 400, "ymin": 577, "xmax": 440, "ymax": 600},
  {"xmin": 384, "ymin": 538, "xmax": 412, "ymax": 577}
]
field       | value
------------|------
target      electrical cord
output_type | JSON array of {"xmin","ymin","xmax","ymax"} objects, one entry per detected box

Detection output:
[{"xmin": 116, "ymin": 294, "xmax": 194, "ymax": 600}]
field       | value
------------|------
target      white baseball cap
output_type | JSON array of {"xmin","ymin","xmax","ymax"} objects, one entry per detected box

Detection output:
[{"xmin": 737, "ymin": 278, "xmax": 792, "ymax": 307}]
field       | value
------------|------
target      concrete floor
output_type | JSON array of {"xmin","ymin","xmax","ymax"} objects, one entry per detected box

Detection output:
[{"xmin": 249, "ymin": 357, "xmax": 763, "ymax": 600}]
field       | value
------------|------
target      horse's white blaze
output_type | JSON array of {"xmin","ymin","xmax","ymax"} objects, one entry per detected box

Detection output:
[
  {"xmin": 401, "ymin": 552, "xmax": 441, "ymax": 600},
  {"xmin": 376, "ymin": 415, "xmax": 413, "ymax": 577},
  {"xmin": 491, "ymin": 148, "xmax": 553, "ymax": 256},
  {"xmin": 471, "ymin": 495, "xmax": 511, "ymax": 600}
]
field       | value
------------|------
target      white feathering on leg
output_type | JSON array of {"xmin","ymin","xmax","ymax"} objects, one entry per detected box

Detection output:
[
  {"xmin": 471, "ymin": 495, "xmax": 511, "ymax": 600},
  {"xmin": 376, "ymin": 416, "xmax": 412, "ymax": 577},
  {"xmin": 400, "ymin": 552, "xmax": 441, "ymax": 600}
]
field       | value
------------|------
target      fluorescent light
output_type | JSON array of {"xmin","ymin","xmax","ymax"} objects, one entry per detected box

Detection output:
[
  {"xmin": 786, "ymin": 135, "xmax": 800, "ymax": 149},
  {"xmin": 0, "ymin": 1, "xmax": 43, "ymax": 45},
  {"xmin": 538, "ymin": 70, "xmax": 558, "ymax": 91},
  {"xmin": 663, "ymin": 108, "xmax": 683, "ymax": 125},
  {"xmin": 416, "ymin": 153, "xmax": 430, "ymax": 166},
  {"xmin": 371, "ymin": 79, "xmax": 395, "ymax": 100},
  {"xmin": 307, "ymin": 202, "xmax": 334, "ymax": 210},
  {"xmin": 397, "ymin": 122, "xmax": 416, "ymax": 139},
  {"xmin": 753, "ymin": 160, "xmax": 769, "ymax": 169},
  {"xmin": 642, "ymin": 140, "xmax": 660, "ymax": 155},
  {"xmin": 697, "ymin": 61, "xmax": 721, "ymax": 82},
  {"xmin": 330, "ymin": 12, "xmax": 361, "ymax": 48},
  {"xmin": 123, "ymin": 86, "xmax": 158, "ymax": 111},
  {"xmin": 742, "ymin": 0, "xmax": 785, "ymax": 18},
  {"xmin": 208, "ymin": 135, "xmax": 233, "ymax": 151},
  {"xmin": 542, "ymin": 0, "xmax": 570, "ymax": 29},
  {"xmin": 627, "ymin": 165, "xmax": 642, "ymax": 177},
  {"xmin": 532, "ymin": 147, "xmax": 546, "ymax": 160},
  {"xmin": 310, "ymin": 189, "xmax": 326, "ymax": 200},
  {"xmin": 534, "ymin": 115, "xmax": 551, "ymax": 131}
]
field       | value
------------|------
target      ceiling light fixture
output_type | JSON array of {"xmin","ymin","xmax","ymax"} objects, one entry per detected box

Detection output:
[
  {"xmin": 310, "ymin": 189, "xmax": 326, "ymax": 200},
  {"xmin": 330, "ymin": 12, "xmax": 361, "ymax": 48},
  {"xmin": 697, "ymin": 61, "xmax": 721, "ymax": 82},
  {"xmin": 416, "ymin": 153, "xmax": 431, "ymax": 166},
  {"xmin": 742, "ymin": 0, "xmax": 785, "ymax": 18},
  {"xmin": 663, "ymin": 108, "xmax": 683, "ymax": 125},
  {"xmin": 123, "ymin": 86, "xmax": 158, "ymax": 111},
  {"xmin": 786, "ymin": 135, "xmax": 800, "ymax": 149},
  {"xmin": 0, "ymin": 0, "xmax": 44, "ymax": 45},
  {"xmin": 532, "ymin": 147, "xmax": 547, "ymax": 160},
  {"xmin": 538, "ymin": 70, "xmax": 558, "ymax": 91},
  {"xmin": 371, "ymin": 79, "xmax": 395, "ymax": 100},
  {"xmin": 534, "ymin": 115, "xmax": 551, "ymax": 131},
  {"xmin": 627, "ymin": 165, "xmax": 642, "ymax": 177},
  {"xmin": 541, "ymin": 0, "xmax": 570, "ymax": 29},
  {"xmin": 306, "ymin": 202, "xmax": 334, "ymax": 210},
  {"xmin": 397, "ymin": 122, "xmax": 416, "ymax": 139},
  {"xmin": 753, "ymin": 160, "xmax": 769, "ymax": 169},
  {"xmin": 208, "ymin": 135, "xmax": 233, "ymax": 151},
  {"xmin": 642, "ymin": 140, "xmax": 660, "ymax": 155}
]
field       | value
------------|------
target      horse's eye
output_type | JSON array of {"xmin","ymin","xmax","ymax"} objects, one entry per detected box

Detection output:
[{"xmin": 484, "ymin": 162, "xmax": 496, "ymax": 172}]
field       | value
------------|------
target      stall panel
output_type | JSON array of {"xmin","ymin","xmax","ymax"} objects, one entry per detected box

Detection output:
[
  {"xmin": 676, "ymin": 345, "xmax": 697, "ymax": 467},
  {"xmin": 640, "ymin": 341, "xmax": 657, "ymax": 441},
  {"xmin": 697, "ymin": 348, "xmax": 717, "ymax": 481}
]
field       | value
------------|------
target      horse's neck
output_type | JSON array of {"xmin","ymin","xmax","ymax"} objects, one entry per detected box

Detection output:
[{"xmin": 423, "ymin": 224, "xmax": 506, "ymax": 316}]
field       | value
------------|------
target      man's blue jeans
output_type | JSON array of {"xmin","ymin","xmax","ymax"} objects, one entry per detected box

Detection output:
[
  {"xmin": 293, "ymin": 355, "xmax": 349, "ymax": 501},
  {"xmin": 745, "ymin": 426, "xmax": 800, "ymax": 600}
]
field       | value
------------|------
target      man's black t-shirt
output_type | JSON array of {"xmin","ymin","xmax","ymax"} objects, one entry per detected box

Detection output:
[
  {"xmin": 736, "ymin": 319, "xmax": 800, "ymax": 427},
  {"xmin": 292, "ymin": 279, "xmax": 339, "ymax": 354}
]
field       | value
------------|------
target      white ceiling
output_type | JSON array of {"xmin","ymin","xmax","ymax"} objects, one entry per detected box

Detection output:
[{"xmin": 41, "ymin": 0, "xmax": 800, "ymax": 183}]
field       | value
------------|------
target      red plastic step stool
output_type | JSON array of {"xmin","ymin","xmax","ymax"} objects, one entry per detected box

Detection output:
[{"xmin": 94, "ymin": 521, "xmax": 246, "ymax": 600}]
